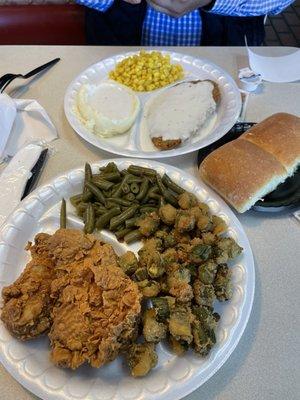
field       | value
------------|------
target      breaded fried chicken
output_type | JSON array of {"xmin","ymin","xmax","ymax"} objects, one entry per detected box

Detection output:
[
  {"xmin": 1, "ymin": 233, "xmax": 56, "ymax": 340},
  {"xmin": 46, "ymin": 229, "xmax": 141, "ymax": 369},
  {"xmin": 1, "ymin": 228, "xmax": 142, "ymax": 370}
]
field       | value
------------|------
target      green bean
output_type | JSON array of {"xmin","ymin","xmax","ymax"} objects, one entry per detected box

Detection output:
[
  {"xmin": 103, "ymin": 189, "xmax": 112, "ymax": 197},
  {"xmin": 124, "ymin": 229, "xmax": 143, "ymax": 244},
  {"xmin": 156, "ymin": 175, "xmax": 178, "ymax": 206},
  {"xmin": 124, "ymin": 193, "xmax": 136, "ymax": 202},
  {"xmin": 162, "ymin": 174, "xmax": 185, "ymax": 194},
  {"xmin": 127, "ymin": 165, "xmax": 157, "ymax": 177},
  {"xmin": 99, "ymin": 162, "xmax": 118, "ymax": 173},
  {"xmin": 94, "ymin": 205, "xmax": 107, "ymax": 216},
  {"xmin": 96, "ymin": 207, "xmax": 120, "ymax": 230},
  {"xmin": 109, "ymin": 205, "xmax": 139, "ymax": 231},
  {"xmin": 148, "ymin": 185, "xmax": 159, "ymax": 195},
  {"xmin": 85, "ymin": 162, "xmax": 93, "ymax": 181},
  {"xmin": 92, "ymin": 178, "xmax": 114, "ymax": 191},
  {"xmin": 122, "ymin": 183, "xmax": 130, "ymax": 194},
  {"xmin": 84, "ymin": 203, "xmax": 95, "ymax": 233},
  {"xmin": 70, "ymin": 194, "xmax": 83, "ymax": 207},
  {"xmin": 136, "ymin": 178, "xmax": 149, "ymax": 201},
  {"xmin": 85, "ymin": 181, "xmax": 106, "ymax": 205},
  {"xmin": 162, "ymin": 189, "xmax": 178, "ymax": 207},
  {"xmin": 98, "ymin": 172, "xmax": 121, "ymax": 182},
  {"xmin": 149, "ymin": 192, "xmax": 161, "ymax": 200},
  {"xmin": 107, "ymin": 197, "xmax": 132, "ymax": 207},
  {"xmin": 115, "ymin": 227, "xmax": 132, "ymax": 240},
  {"xmin": 60, "ymin": 198, "xmax": 67, "ymax": 229},
  {"xmin": 127, "ymin": 176, "xmax": 143, "ymax": 184},
  {"xmin": 82, "ymin": 163, "xmax": 93, "ymax": 201},
  {"xmin": 156, "ymin": 174, "xmax": 165, "ymax": 194},
  {"xmin": 130, "ymin": 182, "xmax": 140, "ymax": 194},
  {"xmin": 112, "ymin": 175, "xmax": 130, "ymax": 198},
  {"xmin": 125, "ymin": 217, "xmax": 138, "ymax": 228},
  {"xmin": 76, "ymin": 202, "xmax": 88, "ymax": 216},
  {"xmin": 110, "ymin": 182, "xmax": 121, "ymax": 196}
]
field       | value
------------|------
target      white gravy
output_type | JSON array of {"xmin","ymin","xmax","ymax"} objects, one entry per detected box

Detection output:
[{"xmin": 146, "ymin": 81, "xmax": 217, "ymax": 141}]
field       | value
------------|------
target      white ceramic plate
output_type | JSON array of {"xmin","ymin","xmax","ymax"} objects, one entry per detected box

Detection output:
[
  {"xmin": 64, "ymin": 51, "xmax": 241, "ymax": 158},
  {"xmin": 0, "ymin": 159, "xmax": 254, "ymax": 400}
]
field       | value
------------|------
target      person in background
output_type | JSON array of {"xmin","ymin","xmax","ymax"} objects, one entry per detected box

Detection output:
[{"xmin": 78, "ymin": 0, "xmax": 294, "ymax": 46}]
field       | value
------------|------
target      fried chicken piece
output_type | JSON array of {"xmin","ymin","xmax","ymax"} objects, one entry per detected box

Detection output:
[
  {"xmin": 47, "ymin": 229, "xmax": 141, "ymax": 369},
  {"xmin": 1, "ymin": 233, "xmax": 56, "ymax": 340}
]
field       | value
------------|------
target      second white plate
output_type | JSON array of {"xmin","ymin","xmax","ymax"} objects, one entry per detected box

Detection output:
[{"xmin": 64, "ymin": 51, "xmax": 241, "ymax": 158}]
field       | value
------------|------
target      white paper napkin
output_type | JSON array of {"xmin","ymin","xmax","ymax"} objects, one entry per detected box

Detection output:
[
  {"xmin": 0, "ymin": 143, "xmax": 44, "ymax": 227},
  {"xmin": 0, "ymin": 93, "xmax": 58, "ymax": 226},
  {"xmin": 0, "ymin": 93, "xmax": 57, "ymax": 159}
]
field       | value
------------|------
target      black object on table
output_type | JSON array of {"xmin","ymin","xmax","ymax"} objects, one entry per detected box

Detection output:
[
  {"xmin": 21, "ymin": 148, "xmax": 48, "ymax": 200},
  {"xmin": 197, "ymin": 123, "xmax": 300, "ymax": 212}
]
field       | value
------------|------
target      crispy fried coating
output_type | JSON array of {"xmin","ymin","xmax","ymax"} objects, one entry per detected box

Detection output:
[
  {"xmin": 1, "ymin": 233, "xmax": 56, "ymax": 340},
  {"xmin": 151, "ymin": 137, "xmax": 182, "ymax": 150},
  {"xmin": 47, "ymin": 229, "xmax": 141, "ymax": 370}
]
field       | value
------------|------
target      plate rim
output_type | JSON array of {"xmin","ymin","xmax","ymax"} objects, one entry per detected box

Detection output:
[
  {"xmin": 0, "ymin": 158, "xmax": 255, "ymax": 400},
  {"xmin": 64, "ymin": 50, "xmax": 242, "ymax": 159}
]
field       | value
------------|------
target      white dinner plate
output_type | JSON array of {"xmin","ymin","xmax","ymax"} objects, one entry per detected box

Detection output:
[
  {"xmin": 0, "ymin": 159, "xmax": 254, "ymax": 400},
  {"xmin": 64, "ymin": 51, "xmax": 241, "ymax": 158}
]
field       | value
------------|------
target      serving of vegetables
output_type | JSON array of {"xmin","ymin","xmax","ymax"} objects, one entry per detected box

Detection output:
[
  {"xmin": 70, "ymin": 162, "xmax": 187, "ymax": 242},
  {"xmin": 66, "ymin": 162, "xmax": 243, "ymax": 377},
  {"xmin": 108, "ymin": 51, "xmax": 184, "ymax": 92}
]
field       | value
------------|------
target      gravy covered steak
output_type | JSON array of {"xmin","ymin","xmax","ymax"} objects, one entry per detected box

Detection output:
[{"xmin": 147, "ymin": 80, "xmax": 220, "ymax": 150}]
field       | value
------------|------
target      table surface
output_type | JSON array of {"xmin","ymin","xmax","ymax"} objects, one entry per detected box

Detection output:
[{"xmin": 0, "ymin": 45, "xmax": 299, "ymax": 400}]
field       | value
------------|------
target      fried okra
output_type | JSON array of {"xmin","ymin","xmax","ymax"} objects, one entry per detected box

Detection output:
[
  {"xmin": 138, "ymin": 248, "xmax": 165, "ymax": 278},
  {"xmin": 198, "ymin": 260, "xmax": 218, "ymax": 285},
  {"xmin": 140, "ymin": 280, "xmax": 161, "ymax": 298},
  {"xmin": 127, "ymin": 343, "xmax": 158, "ymax": 377},
  {"xmin": 190, "ymin": 244, "xmax": 212, "ymax": 264},
  {"xmin": 192, "ymin": 319, "xmax": 216, "ymax": 356},
  {"xmin": 168, "ymin": 336, "xmax": 189, "ymax": 355},
  {"xmin": 143, "ymin": 309, "xmax": 167, "ymax": 342},
  {"xmin": 214, "ymin": 264, "xmax": 232, "ymax": 301},
  {"xmin": 159, "ymin": 204, "xmax": 177, "ymax": 225},
  {"xmin": 136, "ymin": 212, "xmax": 160, "ymax": 237},
  {"xmin": 169, "ymin": 306, "xmax": 193, "ymax": 343},
  {"xmin": 215, "ymin": 237, "xmax": 243, "ymax": 264},
  {"xmin": 152, "ymin": 296, "xmax": 175, "ymax": 321},
  {"xmin": 178, "ymin": 192, "xmax": 198, "ymax": 209},
  {"xmin": 167, "ymin": 267, "xmax": 193, "ymax": 303},
  {"xmin": 193, "ymin": 280, "xmax": 216, "ymax": 308},
  {"xmin": 118, "ymin": 251, "xmax": 138, "ymax": 275},
  {"xmin": 175, "ymin": 211, "xmax": 196, "ymax": 232}
]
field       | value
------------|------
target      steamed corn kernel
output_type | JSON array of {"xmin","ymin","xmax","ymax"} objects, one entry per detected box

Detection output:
[{"xmin": 108, "ymin": 51, "xmax": 184, "ymax": 92}]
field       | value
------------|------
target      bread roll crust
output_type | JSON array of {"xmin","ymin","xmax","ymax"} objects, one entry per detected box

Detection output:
[
  {"xmin": 199, "ymin": 139, "xmax": 287, "ymax": 213},
  {"xmin": 241, "ymin": 113, "xmax": 300, "ymax": 175}
]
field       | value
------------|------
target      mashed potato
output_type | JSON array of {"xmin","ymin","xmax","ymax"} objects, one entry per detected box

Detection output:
[{"xmin": 76, "ymin": 82, "xmax": 140, "ymax": 138}]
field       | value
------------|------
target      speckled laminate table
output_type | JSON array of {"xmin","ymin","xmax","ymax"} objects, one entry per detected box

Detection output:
[{"xmin": 0, "ymin": 46, "xmax": 299, "ymax": 400}]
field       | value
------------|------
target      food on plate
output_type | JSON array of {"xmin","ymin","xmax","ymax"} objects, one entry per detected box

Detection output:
[
  {"xmin": 144, "ymin": 80, "xmax": 220, "ymax": 150},
  {"xmin": 1, "ymin": 233, "xmax": 56, "ymax": 340},
  {"xmin": 2, "ymin": 161, "xmax": 243, "ymax": 378},
  {"xmin": 241, "ymin": 113, "xmax": 300, "ymax": 174},
  {"xmin": 108, "ymin": 50, "xmax": 184, "ymax": 92},
  {"xmin": 1, "ymin": 229, "xmax": 142, "ymax": 370},
  {"xmin": 75, "ymin": 81, "xmax": 140, "ymax": 137},
  {"xmin": 118, "ymin": 186, "xmax": 243, "ymax": 370},
  {"xmin": 126, "ymin": 342, "xmax": 158, "ymax": 377},
  {"xmin": 70, "ymin": 162, "xmax": 187, "ymax": 242},
  {"xmin": 199, "ymin": 112, "xmax": 300, "ymax": 212}
]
